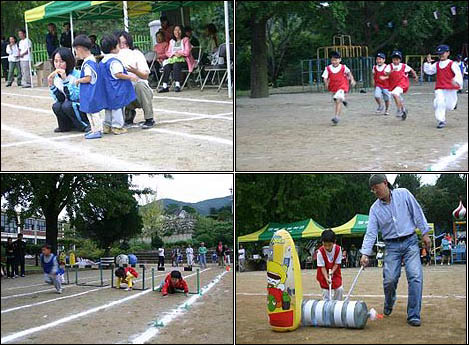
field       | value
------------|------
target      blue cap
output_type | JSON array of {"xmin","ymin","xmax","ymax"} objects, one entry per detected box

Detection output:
[
  {"xmin": 435, "ymin": 45, "xmax": 450, "ymax": 54},
  {"xmin": 391, "ymin": 50, "xmax": 402, "ymax": 59},
  {"xmin": 376, "ymin": 52, "xmax": 386, "ymax": 59}
]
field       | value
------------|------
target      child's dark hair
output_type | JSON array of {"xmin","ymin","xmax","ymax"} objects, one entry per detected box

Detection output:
[
  {"xmin": 9, "ymin": 36, "xmax": 17, "ymax": 43},
  {"xmin": 42, "ymin": 244, "xmax": 52, "ymax": 250},
  {"xmin": 50, "ymin": 47, "xmax": 76, "ymax": 75},
  {"xmin": 331, "ymin": 51, "xmax": 341, "ymax": 59},
  {"xmin": 170, "ymin": 270, "xmax": 182, "ymax": 279},
  {"xmin": 18, "ymin": 29, "xmax": 26, "ymax": 35},
  {"xmin": 72, "ymin": 34, "xmax": 92, "ymax": 50},
  {"xmin": 321, "ymin": 229, "xmax": 336, "ymax": 243},
  {"xmin": 100, "ymin": 34, "xmax": 118, "ymax": 54},
  {"xmin": 171, "ymin": 25, "xmax": 186, "ymax": 41},
  {"xmin": 115, "ymin": 267, "xmax": 125, "ymax": 278},
  {"xmin": 156, "ymin": 31, "xmax": 165, "ymax": 40},
  {"xmin": 115, "ymin": 30, "xmax": 134, "ymax": 50},
  {"xmin": 206, "ymin": 23, "xmax": 217, "ymax": 34}
]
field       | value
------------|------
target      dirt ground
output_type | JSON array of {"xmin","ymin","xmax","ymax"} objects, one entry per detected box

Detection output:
[
  {"xmin": 236, "ymin": 83, "xmax": 468, "ymax": 171},
  {"xmin": 1, "ymin": 264, "xmax": 233, "ymax": 344},
  {"xmin": 1, "ymin": 81, "xmax": 233, "ymax": 171},
  {"xmin": 236, "ymin": 265, "xmax": 467, "ymax": 344}
]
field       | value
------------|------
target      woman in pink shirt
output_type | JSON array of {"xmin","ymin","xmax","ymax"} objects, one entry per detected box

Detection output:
[{"xmin": 159, "ymin": 25, "xmax": 195, "ymax": 93}]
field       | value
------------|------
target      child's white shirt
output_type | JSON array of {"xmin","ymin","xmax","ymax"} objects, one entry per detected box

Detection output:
[
  {"xmin": 372, "ymin": 64, "xmax": 386, "ymax": 73},
  {"xmin": 83, "ymin": 55, "xmax": 97, "ymax": 84},
  {"xmin": 384, "ymin": 63, "xmax": 411, "ymax": 73},
  {"xmin": 317, "ymin": 244, "xmax": 342, "ymax": 267},
  {"xmin": 101, "ymin": 53, "xmax": 124, "ymax": 79},
  {"xmin": 423, "ymin": 59, "xmax": 463, "ymax": 87},
  {"xmin": 322, "ymin": 64, "xmax": 350, "ymax": 79}
]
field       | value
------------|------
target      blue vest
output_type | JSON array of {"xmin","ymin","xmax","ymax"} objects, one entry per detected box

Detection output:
[
  {"xmin": 41, "ymin": 253, "xmax": 56, "ymax": 274},
  {"xmin": 80, "ymin": 59, "xmax": 106, "ymax": 113},
  {"xmin": 99, "ymin": 57, "xmax": 136, "ymax": 110}
]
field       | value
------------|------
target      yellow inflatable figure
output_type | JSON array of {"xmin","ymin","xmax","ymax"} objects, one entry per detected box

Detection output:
[
  {"xmin": 69, "ymin": 252, "xmax": 76, "ymax": 266},
  {"xmin": 266, "ymin": 229, "xmax": 303, "ymax": 332}
]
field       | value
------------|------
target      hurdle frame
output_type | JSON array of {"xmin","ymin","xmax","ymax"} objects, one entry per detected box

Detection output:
[
  {"xmin": 61, "ymin": 265, "xmax": 74, "ymax": 285},
  {"xmin": 75, "ymin": 263, "xmax": 110, "ymax": 287},
  {"xmin": 151, "ymin": 268, "xmax": 200, "ymax": 294},
  {"xmin": 111, "ymin": 263, "xmax": 148, "ymax": 291}
]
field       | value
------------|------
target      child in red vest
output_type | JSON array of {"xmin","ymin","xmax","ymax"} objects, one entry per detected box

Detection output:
[
  {"xmin": 316, "ymin": 229, "xmax": 343, "ymax": 301},
  {"xmin": 322, "ymin": 51, "xmax": 356, "ymax": 125},
  {"xmin": 372, "ymin": 52, "xmax": 391, "ymax": 115},
  {"xmin": 379, "ymin": 50, "xmax": 418, "ymax": 120},
  {"xmin": 114, "ymin": 266, "xmax": 139, "ymax": 291},
  {"xmin": 161, "ymin": 270, "xmax": 189, "ymax": 297},
  {"xmin": 423, "ymin": 45, "xmax": 463, "ymax": 129}
]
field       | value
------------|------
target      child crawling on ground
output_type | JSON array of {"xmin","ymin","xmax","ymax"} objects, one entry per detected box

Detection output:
[
  {"xmin": 114, "ymin": 266, "xmax": 139, "ymax": 291},
  {"xmin": 157, "ymin": 270, "xmax": 189, "ymax": 297},
  {"xmin": 40, "ymin": 244, "xmax": 63, "ymax": 294}
]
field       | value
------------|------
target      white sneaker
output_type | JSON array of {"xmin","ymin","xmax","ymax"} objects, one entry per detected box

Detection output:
[
  {"xmin": 126, "ymin": 287, "xmax": 132, "ymax": 291},
  {"xmin": 57, "ymin": 289, "xmax": 63, "ymax": 294},
  {"xmin": 441, "ymin": 262, "xmax": 443, "ymax": 266},
  {"xmin": 448, "ymin": 263, "xmax": 450, "ymax": 266}
]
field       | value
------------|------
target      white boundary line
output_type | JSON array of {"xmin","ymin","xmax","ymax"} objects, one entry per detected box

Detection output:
[
  {"xmin": 150, "ymin": 128, "xmax": 232, "ymax": 146},
  {"xmin": 1, "ymin": 124, "xmax": 159, "ymax": 171},
  {"xmin": 428, "ymin": 142, "xmax": 468, "ymax": 171},
  {"xmin": 236, "ymin": 292, "xmax": 466, "ymax": 299},
  {"xmin": 1, "ymin": 269, "xmax": 210, "ymax": 344},
  {"xmin": 129, "ymin": 269, "xmax": 229, "ymax": 344}
]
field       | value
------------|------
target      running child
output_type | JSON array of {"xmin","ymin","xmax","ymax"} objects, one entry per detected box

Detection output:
[
  {"xmin": 379, "ymin": 50, "xmax": 418, "ymax": 120},
  {"xmin": 73, "ymin": 34, "xmax": 105, "ymax": 139},
  {"xmin": 99, "ymin": 34, "xmax": 137, "ymax": 135},
  {"xmin": 114, "ymin": 265, "xmax": 139, "ymax": 291},
  {"xmin": 423, "ymin": 45, "xmax": 463, "ymax": 129},
  {"xmin": 159, "ymin": 270, "xmax": 189, "ymax": 297},
  {"xmin": 372, "ymin": 52, "xmax": 391, "ymax": 115},
  {"xmin": 40, "ymin": 244, "xmax": 63, "ymax": 294},
  {"xmin": 316, "ymin": 229, "xmax": 343, "ymax": 301},
  {"xmin": 322, "ymin": 51, "xmax": 356, "ymax": 125}
]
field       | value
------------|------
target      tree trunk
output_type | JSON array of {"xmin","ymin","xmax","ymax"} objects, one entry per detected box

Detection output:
[
  {"xmin": 250, "ymin": 16, "xmax": 269, "ymax": 98},
  {"xmin": 44, "ymin": 210, "xmax": 59, "ymax": 255}
]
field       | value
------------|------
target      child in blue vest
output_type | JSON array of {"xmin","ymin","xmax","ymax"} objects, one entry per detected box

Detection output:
[
  {"xmin": 40, "ymin": 244, "xmax": 63, "ymax": 294},
  {"xmin": 73, "ymin": 35, "xmax": 105, "ymax": 139},
  {"xmin": 99, "ymin": 34, "xmax": 137, "ymax": 135}
]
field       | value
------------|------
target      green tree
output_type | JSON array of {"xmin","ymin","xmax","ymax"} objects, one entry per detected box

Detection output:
[{"xmin": 393, "ymin": 174, "xmax": 422, "ymax": 196}]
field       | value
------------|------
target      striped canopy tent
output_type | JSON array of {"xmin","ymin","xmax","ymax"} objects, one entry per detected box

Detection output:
[
  {"xmin": 23, "ymin": 1, "xmax": 232, "ymax": 97},
  {"xmin": 237, "ymin": 219, "xmax": 325, "ymax": 243},
  {"xmin": 331, "ymin": 213, "xmax": 434, "ymax": 236}
]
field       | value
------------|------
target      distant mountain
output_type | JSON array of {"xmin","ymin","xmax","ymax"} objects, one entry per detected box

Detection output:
[{"xmin": 156, "ymin": 196, "xmax": 232, "ymax": 215}]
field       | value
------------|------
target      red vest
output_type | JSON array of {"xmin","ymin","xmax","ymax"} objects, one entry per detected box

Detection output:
[
  {"xmin": 327, "ymin": 65, "xmax": 349, "ymax": 93},
  {"xmin": 316, "ymin": 245, "xmax": 342, "ymax": 289},
  {"xmin": 125, "ymin": 267, "xmax": 138, "ymax": 278},
  {"xmin": 374, "ymin": 64, "xmax": 389, "ymax": 89},
  {"xmin": 388, "ymin": 63, "xmax": 409, "ymax": 93},
  {"xmin": 435, "ymin": 60, "xmax": 460, "ymax": 90}
]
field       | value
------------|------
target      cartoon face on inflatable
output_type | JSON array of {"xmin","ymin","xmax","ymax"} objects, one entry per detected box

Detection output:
[{"xmin": 267, "ymin": 261, "xmax": 287, "ymax": 291}]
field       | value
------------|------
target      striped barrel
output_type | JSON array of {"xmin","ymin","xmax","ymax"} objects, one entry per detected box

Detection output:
[{"xmin": 301, "ymin": 299, "xmax": 369, "ymax": 329}]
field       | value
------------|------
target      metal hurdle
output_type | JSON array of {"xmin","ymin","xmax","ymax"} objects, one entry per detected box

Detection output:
[
  {"xmin": 151, "ymin": 267, "xmax": 200, "ymax": 294},
  {"xmin": 61, "ymin": 265, "xmax": 74, "ymax": 285},
  {"xmin": 75, "ymin": 263, "xmax": 110, "ymax": 287},
  {"xmin": 111, "ymin": 263, "xmax": 148, "ymax": 291}
]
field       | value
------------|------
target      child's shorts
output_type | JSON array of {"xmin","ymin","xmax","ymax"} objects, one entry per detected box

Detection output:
[
  {"xmin": 390, "ymin": 87, "xmax": 404, "ymax": 97},
  {"xmin": 374, "ymin": 87, "xmax": 390, "ymax": 101},
  {"xmin": 332, "ymin": 89, "xmax": 345, "ymax": 101}
]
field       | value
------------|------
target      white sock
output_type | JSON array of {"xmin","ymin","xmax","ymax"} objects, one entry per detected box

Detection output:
[
  {"xmin": 163, "ymin": 82, "xmax": 168, "ymax": 88},
  {"xmin": 175, "ymin": 81, "xmax": 180, "ymax": 87}
]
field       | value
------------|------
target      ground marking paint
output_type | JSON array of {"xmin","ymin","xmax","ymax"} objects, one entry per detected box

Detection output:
[
  {"xmin": 1, "ymin": 133, "xmax": 84, "ymax": 148},
  {"xmin": 129, "ymin": 269, "xmax": 229, "ymax": 344},
  {"xmin": 236, "ymin": 292, "xmax": 466, "ymax": 299},
  {"xmin": 1, "ymin": 269, "xmax": 210, "ymax": 344},
  {"xmin": 1, "ymin": 124, "xmax": 158, "ymax": 171},
  {"xmin": 1, "ymin": 272, "xmax": 106, "ymax": 291},
  {"xmin": 150, "ymin": 128, "xmax": 232, "ymax": 146},
  {"xmin": 428, "ymin": 142, "xmax": 468, "ymax": 171}
]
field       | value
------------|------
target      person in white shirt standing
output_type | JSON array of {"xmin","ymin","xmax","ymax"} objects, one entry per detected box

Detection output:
[
  {"xmin": 238, "ymin": 244, "xmax": 246, "ymax": 272},
  {"xmin": 423, "ymin": 45, "xmax": 463, "ymax": 129},
  {"xmin": 5, "ymin": 36, "xmax": 21, "ymax": 87},
  {"xmin": 158, "ymin": 246, "xmax": 165, "ymax": 269},
  {"xmin": 18, "ymin": 29, "xmax": 32, "ymax": 88},
  {"xmin": 186, "ymin": 245, "xmax": 194, "ymax": 268}
]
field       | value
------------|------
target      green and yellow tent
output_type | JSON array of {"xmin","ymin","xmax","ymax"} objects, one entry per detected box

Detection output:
[{"xmin": 238, "ymin": 219, "xmax": 325, "ymax": 243}]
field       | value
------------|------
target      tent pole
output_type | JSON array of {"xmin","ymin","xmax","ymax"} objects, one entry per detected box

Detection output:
[
  {"xmin": 123, "ymin": 1, "xmax": 129, "ymax": 32},
  {"xmin": 25, "ymin": 21, "xmax": 34, "ymax": 88},
  {"xmin": 180, "ymin": 6, "xmax": 185, "ymax": 25},
  {"xmin": 433, "ymin": 232, "xmax": 436, "ymax": 266},
  {"xmin": 70, "ymin": 12, "xmax": 74, "ymax": 56},
  {"xmin": 224, "ymin": 1, "xmax": 232, "ymax": 99}
]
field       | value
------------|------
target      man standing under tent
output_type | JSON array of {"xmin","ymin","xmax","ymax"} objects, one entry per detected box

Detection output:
[
  {"xmin": 360, "ymin": 174, "xmax": 431, "ymax": 327},
  {"xmin": 18, "ymin": 29, "xmax": 32, "ymax": 88},
  {"xmin": 60, "ymin": 22, "xmax": 72, "ymax": 48}
]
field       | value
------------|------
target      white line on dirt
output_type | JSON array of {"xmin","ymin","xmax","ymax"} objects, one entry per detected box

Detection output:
[
  {"xmin": 1, "ymin": 269, "xmax": 210, "ymax": 344},
  {"xmin": 236, "ymin": 292, "xmax": 466, "ymax": 299},
  {"xmin": 150, "ymin": 128, "xmax": 232, "ymax": 146},
  {"xmin": 428, "ymin": 142, "xmax": 468, "ymax": 171},
  {"xmin": 1, "ymin": 124, "xmax": 158, "ymax": 171},
  {"xmin": 1, "ymin": 92, "xmax": 50, "ymax": 100},
  {"xmin": 1, "ymin": 133, "xmax": 84, "ymax": 148},
  {"xmin": 128, "ymin": 269, "xmax": 229, "ymax": 344}
]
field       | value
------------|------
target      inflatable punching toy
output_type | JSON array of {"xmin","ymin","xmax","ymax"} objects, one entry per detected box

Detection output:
[{"xmin": 267, "ymin": 230, "xmax": 380, "ymax": 331}]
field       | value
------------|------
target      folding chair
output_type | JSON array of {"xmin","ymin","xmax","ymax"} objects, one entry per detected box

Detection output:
[
  {"xmin": 201, "ymin": 43, "xmax": 234, "ymax": 92},
  {"xmin": 181, "ymin": 46, "xmax": 203, "ymax": 90}
]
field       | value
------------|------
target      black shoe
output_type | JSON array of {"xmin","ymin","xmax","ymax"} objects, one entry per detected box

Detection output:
[
  {"xmin": 125, "ymin": 109, "xmax": 136, "ymax": 125},
  {"xmin": 142, "ymin": 119, "xmax": 155, "ymax": 129},
  {"xmin": 158, "ymin": 87, "xmax": 169, "ymax": 93},
  {"xmin": 401, "ymin": 108, "xmax": 407, "ymax": 120},
  {"xmin": 343, "ymin": 101, "xmax": 348, "ymax": 107},
  {"xmin": 383, "ymin": 307, "xmax": 393, "ymax": 316},
  {"xmin": 454, "ymin": 103, "xmax": 457, "ymax": 110},
  {"xmin": 6, "ymin": 83, "xmax": 11, "ymax": 87},
  {"xmin": 175, "ymin": 86, "xmax": 181, "ymax": 92},
  {"xmin": 407, "ymin": 319, "xmax": 421, "ymax": 327},
  {"xmin": 54, "ymin": 128, "xmax": 65, "ymax": 133}
]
